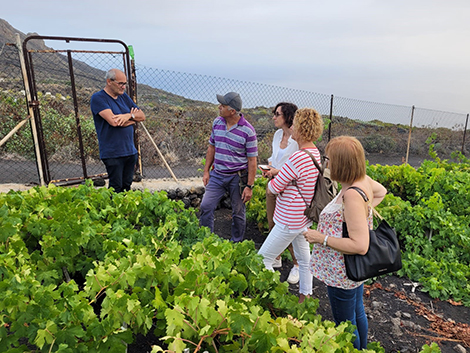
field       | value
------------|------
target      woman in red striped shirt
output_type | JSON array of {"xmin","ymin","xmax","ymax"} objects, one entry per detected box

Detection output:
[{"xmin": 258, "ymin": 108, "xmax": 323, "ymax": 303}]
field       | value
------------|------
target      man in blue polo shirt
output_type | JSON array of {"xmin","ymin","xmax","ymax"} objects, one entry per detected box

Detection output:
[
  {"xmin": 90, "ymin": 69, "xmax": 146, "ymax": 192},
  {"xmin": 199, "ymin": 92, "xmax": 258, "ymax": 242}
]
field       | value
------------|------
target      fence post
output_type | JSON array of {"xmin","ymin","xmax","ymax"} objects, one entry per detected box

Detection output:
[
  {"xmin": 15, "ymin": 33, "xmax": 45, "ymax": 186},
  {"xmin": 66, "ymin": 49, "xmax": 88, "ymax": 179},
  {"xmin": 129, "ymin": 49, "xmax": 143, "ymax": 178},
  {"xmin": 328, "ymin": 94, "xmax": 334, "ymax": 141},
  {"xmin": 462, "ymin": 113, "xmax": 469, "ymax": 155},
  {"xmin": 405, "ymin": 105, "xmax": 415, "ymax": 165}
]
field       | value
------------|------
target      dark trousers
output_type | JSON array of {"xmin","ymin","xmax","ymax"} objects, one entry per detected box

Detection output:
[
  {"xmin": 102, "ymin": 153, "xmax": 138, "ymax": 193},
  {"xmin": 199, "ymin": 170, "xmax": 246, "ymax": 242}
]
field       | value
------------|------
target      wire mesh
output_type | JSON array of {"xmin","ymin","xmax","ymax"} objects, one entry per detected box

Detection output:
[
  {"xmin": 1, "ymin": 39, "xmax": 469, "ymax": 185},
  {"xmin": 411, "ymin": 107, "xmax": 468, "ymax": 159},
  {"xmin": 0, "ymin": 43, "xmax": 38, "ymax": 183},
  {"xmin": 25, "ymin": 50, "xmax": 128, "ymax": 182},
  {"xmin": 135, "ymin": 64, "xmax": 333, "ymax": 179}
]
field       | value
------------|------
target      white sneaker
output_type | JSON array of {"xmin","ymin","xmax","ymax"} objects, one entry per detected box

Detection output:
[
  {"xmin": 287, "ymin": 265, "xmax": 300, "ymax": 284},
  {"xmin": 272, "ymin": 257, "xmax": 282, "ymax": 268}
]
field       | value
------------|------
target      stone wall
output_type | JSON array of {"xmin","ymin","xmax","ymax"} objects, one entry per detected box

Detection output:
[{"xmin": 165, "ymin": 186, "xmax": 232, "ymax": 209}]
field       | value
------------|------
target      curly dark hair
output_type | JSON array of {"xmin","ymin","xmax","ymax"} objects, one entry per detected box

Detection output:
[{"xmin": 272, "ymin": 102, "xmax": 298, "ymax": 128}]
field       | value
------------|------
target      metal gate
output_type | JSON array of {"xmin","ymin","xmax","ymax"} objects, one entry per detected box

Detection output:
[{"xmin": 21, "ymin": 35, "xmax": 138, "ymax": 185}]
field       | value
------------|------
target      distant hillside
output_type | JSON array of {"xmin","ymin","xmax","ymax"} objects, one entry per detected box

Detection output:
[
  {"xmin": 0, "ymin": 18, "xmax": 46, "ymax": 51},
  {"xmin": 0, "ymin": 18, "xmax": 214, "ymax": 110},
  {"xmin": 3, "ymin": 19, "xmax": 462, "ymax": 164},
  {"xmin": 0, "ymin": 18, "xmax": 102, "ymax": 93}
]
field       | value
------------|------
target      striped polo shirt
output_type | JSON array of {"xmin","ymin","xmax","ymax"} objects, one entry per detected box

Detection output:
[
  {"xmin": 210, "ymin": 115, "xmax": 258, "ymax": 174},
  {"xmin": 268, "ymin": 147, "xmax": 320, "ymax": 230}
]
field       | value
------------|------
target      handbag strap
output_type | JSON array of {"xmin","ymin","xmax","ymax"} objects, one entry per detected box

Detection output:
[
  {"xmin": 345, "ymin": 186, "xmax": 383, "ymax": 220},
  {"xmin": 301, "ymin": 149, "xmax": 323, "ymax": 175},
  {"xmin": 292, "ymin": 149, "xmax": 322, "ymax": 207},
  {"xmin": 347, "ymin": 186, "xmax": 369, "ymax": 202}
]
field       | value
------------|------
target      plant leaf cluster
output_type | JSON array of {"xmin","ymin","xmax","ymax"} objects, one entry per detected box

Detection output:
[
  {"xmin": 248, "ymin": 148, "xmax": 470, "ymax": 308},
  {"xmin": 0, "ymin": 182, "xmax": 400, "ymax": 352},
  {"xmin": 367, "ymin": 154, "xmax": 470, "ymax": 305}
]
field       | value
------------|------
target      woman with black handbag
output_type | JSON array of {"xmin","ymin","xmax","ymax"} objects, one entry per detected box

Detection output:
[{"xmin": 303, "ymin": 136, "xmax": 387, "ymax": 350}]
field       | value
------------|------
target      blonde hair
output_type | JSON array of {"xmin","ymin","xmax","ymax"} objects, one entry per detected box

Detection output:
[
  {"xmin": 326, "ymin": 136, "xmax": 366, "ymax": 184},
  {"xmin": 293, "ymin": 108, "xmax": 323, "ymax": 142}
]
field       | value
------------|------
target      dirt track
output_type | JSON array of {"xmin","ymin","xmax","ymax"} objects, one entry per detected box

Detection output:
[{"xmin": 0, "ymin": 177, "xmax": 203, "ymax": 194}]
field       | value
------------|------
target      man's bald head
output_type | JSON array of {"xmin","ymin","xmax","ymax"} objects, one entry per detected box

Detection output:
[{"xmin": 104, "ymin": 69, "xmax": 127, "ymax": 98}]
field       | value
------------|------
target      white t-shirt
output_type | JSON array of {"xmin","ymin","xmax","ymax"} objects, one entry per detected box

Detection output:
[{"xmin": 267, "ymin": 129, "xmax": 299, "ymax": 169}]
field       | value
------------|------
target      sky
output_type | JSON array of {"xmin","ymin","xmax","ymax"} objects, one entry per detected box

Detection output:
[{"xmin": 3, "ymin": 0, "xmax": 470, "ymax": 114}]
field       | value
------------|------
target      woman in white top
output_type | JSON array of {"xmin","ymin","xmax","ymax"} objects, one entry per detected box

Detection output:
[{"xmin": 261, "ymin": 102, "xmax": 300, "ymax": 284}]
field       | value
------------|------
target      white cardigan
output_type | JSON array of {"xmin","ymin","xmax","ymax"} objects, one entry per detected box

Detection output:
[{"xmin": 268, "ymin": 129, "xmax": 299, "ymax": 169}]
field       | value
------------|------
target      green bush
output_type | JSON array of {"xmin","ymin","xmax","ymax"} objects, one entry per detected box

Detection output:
[{"xmin": 248, "ymin": 156, "xmax": 470, "ymax": 307}]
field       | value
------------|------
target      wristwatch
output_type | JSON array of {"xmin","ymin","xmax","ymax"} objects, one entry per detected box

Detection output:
[
  {"xmin": 246, "ymin": 184, "xmax": 254, "ymax": 189},
  {"xmin": 130, "ymin": 113, "xmax": 135, "ymax": 120}
]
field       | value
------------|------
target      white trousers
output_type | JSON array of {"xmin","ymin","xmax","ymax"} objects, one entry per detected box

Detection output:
[{"xmin": 258, "ymin": 223, "xmax": 313, "ymax": 295}]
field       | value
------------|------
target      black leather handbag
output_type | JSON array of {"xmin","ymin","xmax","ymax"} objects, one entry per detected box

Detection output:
[{"xmin": 342, "ymin": 186, "xmax": 402, "ymax": 281}]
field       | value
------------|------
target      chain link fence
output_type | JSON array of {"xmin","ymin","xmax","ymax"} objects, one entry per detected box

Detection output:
[
  {"xmin": 135, "ymin": 65, "xmax": 469, "ymax": 178},
  {"xmin": 0, "ymin": 43, "xmax": 37, "ymax": 183},
  {"xmin": 1, "ymin": 39, "xmax": 469, "ymax": 185},
  {"xmin": 22, "ymin": 49, "xmax": 124, "ymax": 182},
  {"xmin": 135, "ymin": 64, "xmax": 334, "ymax": 180}
]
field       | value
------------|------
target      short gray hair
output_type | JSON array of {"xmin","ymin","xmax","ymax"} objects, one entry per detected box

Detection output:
[{"xmin": 105, "ymin": 69, "xmax": 117, "ymax": 81}]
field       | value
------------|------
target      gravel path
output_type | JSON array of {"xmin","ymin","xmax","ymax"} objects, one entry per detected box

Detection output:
[{"xmin": 0, "ymin": 177, "xmax": 204, "ymax": 194}]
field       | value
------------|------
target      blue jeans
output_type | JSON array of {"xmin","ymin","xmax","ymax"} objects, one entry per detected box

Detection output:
[
  {"xmin": 102, "ymin": 153, "xmax": 138, "ymax": 193},
  {"xmin": 327, "ymin": 284, "xmax": 368, "ymax": 350},
  {"xmin": 199, "ymin": 170, "xmax": 246, "ymax": 242}
]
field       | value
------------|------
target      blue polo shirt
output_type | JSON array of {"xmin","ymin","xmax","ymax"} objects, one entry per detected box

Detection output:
[{"xmin": 90, "ymin": 90, "xmax": 138, "ymax": 159}]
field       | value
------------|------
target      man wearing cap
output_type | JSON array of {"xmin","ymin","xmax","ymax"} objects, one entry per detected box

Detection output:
[{"xmin": 199, "ymin": 92, "xmax": 258, "ymax": 242}]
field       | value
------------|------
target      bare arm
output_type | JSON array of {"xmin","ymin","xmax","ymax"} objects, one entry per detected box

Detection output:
[
  {"xmin": 246, "ymin": 156, "xmax": 257, "ymax": 186},
  {"xmin": 263, "ymin": 166, "xmax": 279, "ymax": 178},
  {"xmin": 338, "ymin": 188, "xmax": 371, "ymax": 255},
  {"xmin": 341, "ymin": 178, "xmax": 386, "ymax": 254},
  {"xmin": 131, "ymin": 107, "xmax": 146, "ymax": 122},
  {"xmin": 203, "ymin": 144, "xmax": 215, "ymax": 186},
  {"xmin": 98, "ymin": 107, "xmax": 145, "ymax": 127},
  {"xmin": 368, "ymin": 175, "xmax": 387, "ymax": 207},
  {"xmin": 303, "ymin": 178, "xmax": 387, "ymax": 255},
  {"xmin": 241, "ymin": 156, "xmax": 257, "ymax": 203},
  {"xmin": 98, "ymin": 109, "xmax": 124, "ymax": 127},
  {"xmin": 304, "ymin": 189, "xmax": 370, "ymax": 255}
]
